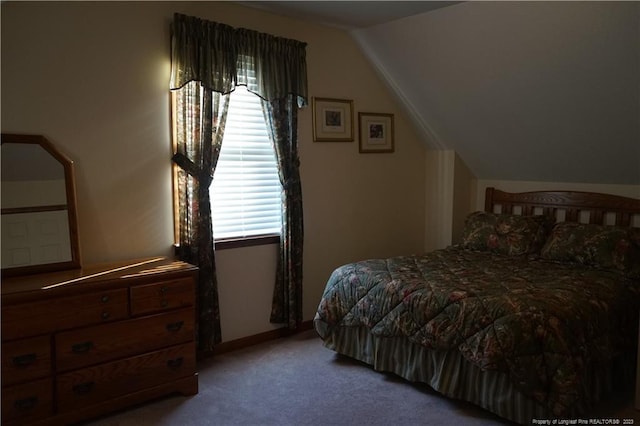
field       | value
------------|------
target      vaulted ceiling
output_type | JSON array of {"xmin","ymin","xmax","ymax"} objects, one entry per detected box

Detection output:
[{"xmin": 242, "ymin": 1, "xmax": 640, "ymax": 185}]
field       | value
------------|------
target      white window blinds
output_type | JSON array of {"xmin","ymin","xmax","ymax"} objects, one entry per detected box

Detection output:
[{"xmin": 210, "ymin": 85, "xmax": 282, "ymax": 240}]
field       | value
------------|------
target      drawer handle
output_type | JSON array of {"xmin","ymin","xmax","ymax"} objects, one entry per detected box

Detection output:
[
  {"xmin": 101, "ymin": 311, "xmax": 110, "ymax": 320},
  {"xmin": 12, "ymin": 353, "xmax": 37, "ymax": 367},
  {"xmin": 167, "ymin": 357, "xmax": 184, "ymax": 370},
  {"xmin": 165, "ymin": 321, "xmax": 184, "ymax": 332},
  {"xmin": 14, "ymin": 396, "xmax": 38, "ymax": 410},
  {"xmin": 160, "ymin": 286, "xmax": 168, "ymax": 293},
  {"xmin": 73, "ymin": 382, "xmax": 95, "ymax": 395},
  {"xmin": 71, "ymin": 341, "xmax": 94, "ymax": 354}
]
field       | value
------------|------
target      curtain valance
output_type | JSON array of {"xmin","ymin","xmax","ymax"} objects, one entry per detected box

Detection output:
[{"xmin": 170, "ymin": 13, "xmax": 308, "ymax": 107}]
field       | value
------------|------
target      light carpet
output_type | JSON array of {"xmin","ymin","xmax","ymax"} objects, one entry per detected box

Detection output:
[{"xmin": 84, "ymin": 330, "xmax": 639, "ymax": 426}]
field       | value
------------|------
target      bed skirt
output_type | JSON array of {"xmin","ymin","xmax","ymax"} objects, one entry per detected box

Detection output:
[{"xmin": 315, "ymin": 322, "xmax": 630, "ymax": 425}]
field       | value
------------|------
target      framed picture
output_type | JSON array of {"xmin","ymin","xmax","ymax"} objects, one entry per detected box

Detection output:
[
  {"xmin": 358, "ymin": 112, "xmax": 394, "ymax": 153},
  {"xmin": 312, "ymin": 97, "xmax": 354, "ymax": 142}
]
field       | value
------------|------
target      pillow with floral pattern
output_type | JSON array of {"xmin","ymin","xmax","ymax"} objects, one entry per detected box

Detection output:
[
  {"xmin": 461, "ymin": 211, "xmax": 554, "ymax": 256},
  {"xmin": 540, "ymin": 222, "xmax": 640, "ymax": 277}
]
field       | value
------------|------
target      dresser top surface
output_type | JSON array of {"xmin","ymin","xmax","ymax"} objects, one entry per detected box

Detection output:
[{"xmin": 1, "ymin": 257, "xmax": 198, "ymax": 299}]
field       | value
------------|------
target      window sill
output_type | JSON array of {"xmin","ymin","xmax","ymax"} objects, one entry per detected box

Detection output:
[
  {"xmin": 173, "ymin": 235, "xmax": 280, "ymax": 257},
  {"xmin": 214, "ymin": 234, "xmax": 280, "ymax": 250}
]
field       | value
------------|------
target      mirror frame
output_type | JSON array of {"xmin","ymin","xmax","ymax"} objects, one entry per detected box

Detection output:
[{"xmin": 1, "ymin": 133, "xmax": 82, "ymax": 277}]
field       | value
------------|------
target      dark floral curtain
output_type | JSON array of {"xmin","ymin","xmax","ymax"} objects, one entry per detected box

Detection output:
[
  {"xmin": 262, "ymin": 95, "xmax": 304, "ymax": 329},
  {"xmin": 172, "ymin": 82, "xmax": 229, "ymax": 352},
  {"xmin": 171, "ymin": 14, "xmax": 307, "ymax": 107},
  {"xmin": 170, "ymin": 13, "xmax": 308, "ymax": 349}
]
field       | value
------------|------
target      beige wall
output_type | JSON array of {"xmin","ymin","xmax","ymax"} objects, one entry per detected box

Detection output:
[
  {"xmin": 452, "ymin": 153, "xmax": 476, "ymax": 244},
  {"xmin": 424, "ymin": 150, "xmax": 454, "ymax": 252},
  {"xmin": 1, "ymin": 1, "xmax": 426, "ymax": 342},
  {"xmin": 424, "ymin": 150, "xmax": 477, "ymax": 251}
]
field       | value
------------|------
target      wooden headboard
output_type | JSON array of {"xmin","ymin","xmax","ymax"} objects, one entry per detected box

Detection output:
[{"xmin": 485, "ymin": 187, "xmax": 640, "ymax": 227}]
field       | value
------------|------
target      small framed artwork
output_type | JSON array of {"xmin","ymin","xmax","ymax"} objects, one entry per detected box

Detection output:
[
  {"xmin": 312, "ymin": 97, "xmax": 354, "ymax": 142},
  {"xmin": 358, "ymin": 112, "xmax": 394, "ymax": 153}
]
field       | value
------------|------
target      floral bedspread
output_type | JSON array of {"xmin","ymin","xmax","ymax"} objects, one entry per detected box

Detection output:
[{"xmin": 314, "ymin": 247, "xmax": 640, "ymax": 416}]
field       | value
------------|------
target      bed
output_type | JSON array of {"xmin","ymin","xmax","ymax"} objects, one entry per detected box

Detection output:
[{"xmin": 314, "ymin": 188, "xmax": 640, "ymax": 424}]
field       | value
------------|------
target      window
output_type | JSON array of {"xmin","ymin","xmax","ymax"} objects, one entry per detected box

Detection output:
[{"xmin": 210, "ymin": 85, "xmax": 282, "ymax": 242}]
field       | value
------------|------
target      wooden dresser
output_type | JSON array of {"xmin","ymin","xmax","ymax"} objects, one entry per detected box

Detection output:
[{"xmin": 1, "ymin": 257, "xmax": 199, "ymax": 425}]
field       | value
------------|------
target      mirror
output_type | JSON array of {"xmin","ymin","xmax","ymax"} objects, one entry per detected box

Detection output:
[{"xmin": 1, "ymin": 134, "xmax": 81, "ymax": 276}]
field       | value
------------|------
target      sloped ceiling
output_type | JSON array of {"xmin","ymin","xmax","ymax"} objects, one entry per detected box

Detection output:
[
  {"xmin": 353, "ymin": 1, "xmax": 639, "ymax": 184},
  {"xmin": 242, "ymin": 1, "xmax": 640, "ymax": 185}
]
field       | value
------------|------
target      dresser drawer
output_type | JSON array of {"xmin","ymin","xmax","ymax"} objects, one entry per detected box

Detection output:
[
  {"xmin": 56, "ymin": 342, "xmax": 196, "ymax": 412},
  {"xmin": 130, "ymin": 277, "xmax": 194, "ymax": 316},
  {"xmin": 1, "ymin": 288, "xmax": 129, "ymax": 340},
  {"xmin": 1, "ymin": 378, "xmax": 53, "ymax": 424},
  {"xmin": 1, "ymin": 335, "xmax": 52, "ymax": 386},
  {"xmin": 56, "ymin": 308, "xmax": 195, "ymax": 372}
]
